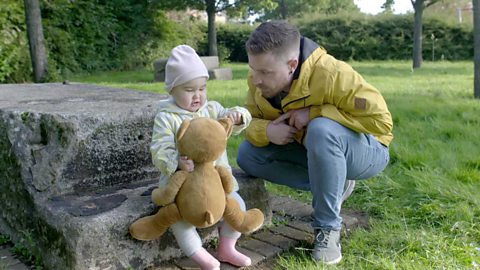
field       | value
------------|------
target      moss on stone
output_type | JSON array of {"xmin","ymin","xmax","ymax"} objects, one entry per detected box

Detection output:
[
  {"xmin": 0, "ymin": 120, "xmax": 75, "ymax": 269},
  {"xmin": 20, "ymin": 112, "xmax": 30, "ymax": 123}
]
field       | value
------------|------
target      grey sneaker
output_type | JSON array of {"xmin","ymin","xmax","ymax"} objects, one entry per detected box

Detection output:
[{"xmin": 312, "ymin": 228, "xmax": 342, "ymax": 264}]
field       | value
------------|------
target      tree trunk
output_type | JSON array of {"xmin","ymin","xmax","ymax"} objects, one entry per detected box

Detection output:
[
  {"xmin": 24, "ymin": 0, "xmax": 48, "ymax": 82},
  {"xmin": 474, "ymin": 0, "xmax": 480, "ymax": 99},
  {"xmin": 280, "ymin": 0, "xmax": 287, "ymax": 19},
  {"xmin": 412, "ymin": 0, "xmax": 424, "ymax": 69},
  {"xmin": 206, "ymin": 0, "xmax": 218, "ymax": 57}
]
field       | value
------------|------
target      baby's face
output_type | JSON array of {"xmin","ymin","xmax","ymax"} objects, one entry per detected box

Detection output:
[{"xmin": 170, "ymin": 77, "xmax": 208, "ymax": 112}]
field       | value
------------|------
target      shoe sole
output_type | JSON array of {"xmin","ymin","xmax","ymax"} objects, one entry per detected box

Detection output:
[
  {"xmin": 312, "ymin": 254, "xmax": 342, "ymax": 265},
  {"xmin": 324, "ymin": 254, "xmax": 342, "ymax": 265}
]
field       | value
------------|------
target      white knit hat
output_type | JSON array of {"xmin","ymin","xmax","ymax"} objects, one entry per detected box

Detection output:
[{"xmin": 164, "ymin": 45, "xmax": 209, "ymax": 92}]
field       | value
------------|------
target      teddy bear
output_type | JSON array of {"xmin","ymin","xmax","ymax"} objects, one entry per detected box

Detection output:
[{"xmin": 129, "ymin": 117, "xmax": 264, "ymax": 241}]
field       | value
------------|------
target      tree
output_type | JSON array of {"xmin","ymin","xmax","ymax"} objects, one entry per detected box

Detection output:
[
  {"xmin": 381, "ymin": 0, "xmax": 395, "ymax": 13},
  {"xmin": 474, "ymin": 0, "xmax": 480, "ymax": 98},
  {"xmin": 262, "ymin": 0, "xmax": 359, "ymax": 20},
  {"xmin": 206, "ymin": 0, "xmax": 218, "ymax": 57},
  {"xmin": 410, "ymin": 0, "xmax": 442, "ymax": 69},
  {"xmin": 24, "ymin": 0, "xmax": 48, "ymax": 82},
  {"xmin": 156, "ymin": 0, "xmax": 275, "ymax": 57}
]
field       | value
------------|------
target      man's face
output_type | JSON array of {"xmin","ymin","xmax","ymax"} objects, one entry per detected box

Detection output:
[{"xmin": 248, "ymin": 52, "xmax": 292, "ymax": 98}]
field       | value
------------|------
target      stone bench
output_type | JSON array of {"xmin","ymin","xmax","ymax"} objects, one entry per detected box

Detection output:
[
  {"xmin": 0, "ymin": 83, "xmax": 271, "ymax": 270},
  {"xmin": 154, "ymin": 56, "xmax": 233, "ymax": 82}
]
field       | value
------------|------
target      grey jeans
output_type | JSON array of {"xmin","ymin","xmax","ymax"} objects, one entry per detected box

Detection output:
[{"xmin": 237, "ymin": 117, "xmax": 390, "ymax": 230}]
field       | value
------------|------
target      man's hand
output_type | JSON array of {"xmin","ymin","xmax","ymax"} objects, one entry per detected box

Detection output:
[
  {"xmin": 226, "ymin": 111, "xmax": 243, "ymax": 125},
  {"xmin": 273, "ymin": 108, "xmax": 310, "ymax": 130},
  {"xmin": 267, "ymin": 121, "xmax": 298, "ymax": 145},
  {"xmin": 178, "ymin": 156, "xmax": 194, "ymax": 172}
]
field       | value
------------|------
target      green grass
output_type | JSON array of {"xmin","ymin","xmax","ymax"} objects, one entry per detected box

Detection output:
[{"xmin": 71, "ymin": 61, "xmax": 480, "ymax": 269}]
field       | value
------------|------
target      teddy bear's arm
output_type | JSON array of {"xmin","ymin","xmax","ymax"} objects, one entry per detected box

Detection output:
[
  {"xmin": 152, "ymin": 171, "xmax": 188, "ymax": 206},
  {"xmin": 215, "ymin": 165, "xmax": 235, "ymax": 194}
]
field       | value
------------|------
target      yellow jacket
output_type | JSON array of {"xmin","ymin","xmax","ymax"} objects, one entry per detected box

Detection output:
[{"xmin": 245, "ymin": 37, "xmax": 393, "ymax": 147}]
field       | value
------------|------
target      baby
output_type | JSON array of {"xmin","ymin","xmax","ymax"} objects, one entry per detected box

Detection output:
[{"xmin": 150, "ymin": 45, "xmax": 253, "ymax": 270}]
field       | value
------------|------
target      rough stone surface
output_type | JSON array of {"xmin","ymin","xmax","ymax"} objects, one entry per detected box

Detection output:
[
  {"xmin": 2, "ymin": 194, "xmax": 369, "ymax": 270},
  {"xmin": 269, "ymin": 225, "xmax": 312, "ymax": 243},
  {"xmin": 0, "ymin": 83, "xmax": 272, "ymax": 270},
  {"xmin": 0, "ymin": 83, "xmax": 164, "ymax": 196},
  {"xmin": 238, "ymin": 238, "xmax": 282, "ymax": 258},
  {"xmin": 208, "ymin": 68, "xmax": 233, "ymax": 81},
  {"xmin": 252, "ymin": 230, "xmax": 298, "ymax": 250},
  {"xmin": 199, "ymin": 56, "xmax": 219, "ymax": 70}
]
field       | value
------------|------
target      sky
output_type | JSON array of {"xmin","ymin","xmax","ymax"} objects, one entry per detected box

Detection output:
[{"xmin": 354, "ymin": 0, "xmax": 414, "ymax": 15}]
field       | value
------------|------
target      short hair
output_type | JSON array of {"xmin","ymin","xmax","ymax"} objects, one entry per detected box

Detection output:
[{"xmin": 246, "ymin": 20, "xmax": 301, "ymax": 61}]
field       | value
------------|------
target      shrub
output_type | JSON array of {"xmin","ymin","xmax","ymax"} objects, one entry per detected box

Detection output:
[
  {"xmin": 0, "ymin": 2, "xmax": 31, "ymax": 82},
  {"xmin": 1, "ymin": 5, "xmax": 474, "ymax": 83},
  {"xmin": 297, "ymin": 14, "xmax": 472, "ymax": 61}
]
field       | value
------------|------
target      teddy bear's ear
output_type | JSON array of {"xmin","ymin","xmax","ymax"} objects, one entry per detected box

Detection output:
[
  {"xmin": 218, "ymin": 118, "xmax": 233, "ymax": 137},
  {"xmin": 177, "ymin": 119, "xmax": 191, "ymax": 141}
]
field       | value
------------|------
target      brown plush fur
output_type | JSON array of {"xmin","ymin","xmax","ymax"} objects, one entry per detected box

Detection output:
[{"xmin": 129, "ymin": 117, "xmax": 264, "ymax": 241}]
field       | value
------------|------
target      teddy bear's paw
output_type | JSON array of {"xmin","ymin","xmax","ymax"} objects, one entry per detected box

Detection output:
[
  {"xmin": 242, "ymin": 208, "xmax": 265, "ymax": 233},
  {"xmin": 129, "ymin": 215, "xmax": 168, "ymax": 241},
  {"xmin": 226, "ymin": 208, "xmax": 265, "ymax": 235}
]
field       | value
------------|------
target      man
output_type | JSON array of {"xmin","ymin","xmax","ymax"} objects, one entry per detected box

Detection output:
[{"xmin": 237, "ymin": 20, "xmax": 393, "ymax": 265}]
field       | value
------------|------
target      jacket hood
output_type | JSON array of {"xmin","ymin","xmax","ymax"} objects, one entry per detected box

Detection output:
[
  {"xmin": 284, "ymin": 37, "xmax": 325, "ymax": 104},
  {"xmin": 293, "ymin": 37, "xmax": 321, "ymax": 81}
]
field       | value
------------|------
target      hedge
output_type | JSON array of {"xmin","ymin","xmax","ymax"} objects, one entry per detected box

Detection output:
[
  {"xmin": 0, "ymin": 5, "xmax": 474, "ymax": 83},
  {"xmin": 215, "ymin": 15, "xmax": 473, "ymax": 63}
]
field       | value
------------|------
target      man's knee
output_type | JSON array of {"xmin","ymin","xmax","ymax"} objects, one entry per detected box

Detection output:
[
  {"xmin": 236, "ymin": 141, "xmax": 250, "ymax": 170},
  {"xmin": 237, "ymin": 141, "xmax": 265, "ymax": 177},
  {"xmin": 306, "ymin": 117, "xmax": 338, "ymax": 143}
]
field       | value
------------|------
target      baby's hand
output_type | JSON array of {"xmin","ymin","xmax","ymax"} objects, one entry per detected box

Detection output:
[
  {"xmin": 178, "ymin": 156, "xmax": 194, "ymax": 172},
  {"xmin": 226, "ymin": 112, "xmax": 243, "ymax": 125}
]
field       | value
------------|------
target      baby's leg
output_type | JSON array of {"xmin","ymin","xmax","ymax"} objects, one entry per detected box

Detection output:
[
  {"xmin": 217, "ymin": 192, "xmax": 252, "ymax": 267},
  {"xmin": 171, "ymin": 221, "xmax": 220, "ymax": 270}
]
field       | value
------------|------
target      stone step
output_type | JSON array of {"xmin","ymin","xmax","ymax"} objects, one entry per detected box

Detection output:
[
  {"xmin": 1, "ymin": 170, "xmax": 270, "ymax": 270},
  {"xmin": 208, "ymin": 68, "xmax": 233, "ymax": 81},
  {"xmin": 1, "ymin": 194, "xmax": 368, "ymax": 270},
  {"xmin": 0, "ymin": 84, "xmax": 270, "ymax": 270}
]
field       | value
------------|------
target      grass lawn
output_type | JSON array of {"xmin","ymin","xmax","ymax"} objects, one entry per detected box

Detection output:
[{"xmin": 71, "ymin": 61, "xmax": 480, "ymax": 269}]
